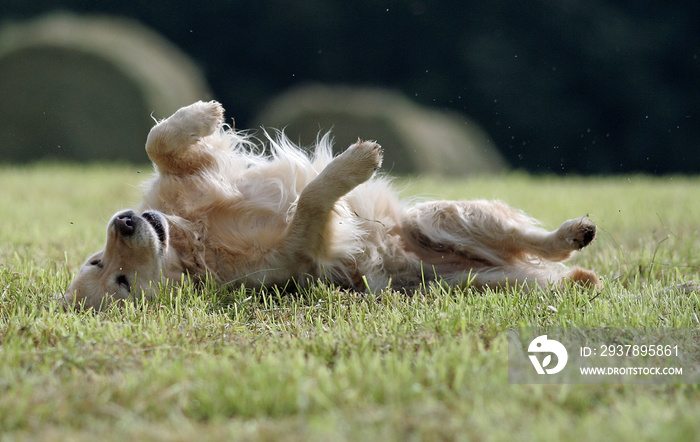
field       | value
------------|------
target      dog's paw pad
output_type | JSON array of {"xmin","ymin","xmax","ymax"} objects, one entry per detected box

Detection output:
[
  {"xmin": 577, "ymin": 224, "xmax": 596, "ymax": 248},
  {"xmin": 558, "ymin": 216, "xmax": 596, "ymax": 250}
]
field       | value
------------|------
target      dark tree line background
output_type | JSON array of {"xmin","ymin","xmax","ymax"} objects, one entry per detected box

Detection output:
[{"xmin": 2, "ymin": 0, "xmax": 699, "ymax": 174}]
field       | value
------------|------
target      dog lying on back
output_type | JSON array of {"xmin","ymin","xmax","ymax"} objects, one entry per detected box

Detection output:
[{"xmin": 63, "ymin": 101, "xmax": 598, "ymax": 310}]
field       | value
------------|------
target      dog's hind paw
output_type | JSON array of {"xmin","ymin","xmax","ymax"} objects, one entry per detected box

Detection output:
[
  {"xmin": 556, "ymin": 216, "xmax": 597, "ymax": 250},
  {"xmin": 563, "ymin": 266, "xmax": 601, "ymax": 290}
]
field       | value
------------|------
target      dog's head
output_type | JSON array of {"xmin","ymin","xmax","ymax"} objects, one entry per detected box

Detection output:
[{"xmin": 62, "ymin": 209, "xmax": 169, "ymax": 310}]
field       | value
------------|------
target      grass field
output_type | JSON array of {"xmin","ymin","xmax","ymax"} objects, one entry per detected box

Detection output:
[{"xmin": 1, "ymin": 164, "xmax": 698, "ymax": 441}]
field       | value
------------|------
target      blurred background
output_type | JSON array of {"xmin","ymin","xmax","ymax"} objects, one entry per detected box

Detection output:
[{"xmin": 0, "ymin": 1, "xmax": 698, "ymax": 175}]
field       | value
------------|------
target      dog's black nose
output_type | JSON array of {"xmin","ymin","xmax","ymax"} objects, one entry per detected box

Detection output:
[{"xmin": 115, "ymin": 213, "xmax": 135, "ymax": 236}]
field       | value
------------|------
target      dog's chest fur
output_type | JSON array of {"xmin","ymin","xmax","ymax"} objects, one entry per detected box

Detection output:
[{"xmin": 139, "ymin": 133, "xmax": 412, "ymax": 290}]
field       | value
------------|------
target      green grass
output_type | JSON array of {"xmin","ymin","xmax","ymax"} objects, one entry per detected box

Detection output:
[{"xmin": 1, "ymin": 164, "xmax": 699, "ymax": 441}]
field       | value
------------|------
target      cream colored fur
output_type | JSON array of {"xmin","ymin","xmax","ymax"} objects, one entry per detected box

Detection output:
[{"xmin": 63, "ymin": 101, "xmax": 598, "ymax": 310}]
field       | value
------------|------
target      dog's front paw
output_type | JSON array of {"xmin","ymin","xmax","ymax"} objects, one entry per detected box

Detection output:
[
  {"xmin": 556, "ymin": 216, "xmax": 596, "ymax": 250},
  {"xmin": 169, "ymin": 100, "xmax": 224, "ymax": 140},
  {"xmin": 331, "ymin": 139, "xmax": 383, "ymax": 186},
  {"xmin": 348, "ymin": 139, "xmax": 383, "ymax": 169}
]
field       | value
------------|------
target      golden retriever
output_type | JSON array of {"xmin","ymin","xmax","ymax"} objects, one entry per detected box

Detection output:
[{"xmin": 63, "ymin": 101, "xmax": 598, "ymax": 310}]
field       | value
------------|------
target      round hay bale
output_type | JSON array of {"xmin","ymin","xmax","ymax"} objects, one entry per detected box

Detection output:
[
  {"xmin": 254, "ymin": 85, "xmax": 507, "ymax": 175},
  {"xmin": 0, "ymin": 13, "xmax": 211, "ymax": 163}
]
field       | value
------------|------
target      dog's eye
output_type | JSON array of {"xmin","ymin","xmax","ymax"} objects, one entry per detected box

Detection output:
[{"xmin": 116, "ymin": 275, "xmax": 130, "ymax": 293}]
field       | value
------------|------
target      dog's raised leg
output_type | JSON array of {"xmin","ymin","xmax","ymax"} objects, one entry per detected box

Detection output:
[
  {"xmin": 283, "ymin": 140, "xmax": 382, "ymax": 263},
  {"xmin": 478, "ymin": 213, "xmax": 596, "ymax": 262},
  {"xmin": 485, "ymin": 213, "xmax": 600, "ymax": 288},
  {"xmin": 404, "ymin": 201, "xmax": 596, "ymax": 263},
  {"xmin": 403, "ymin": 200, "xmax": 599, "ymax": 288},
  {"xmin": 145, "ymin": 101, "xmax": 224, "ymax": 175}
]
